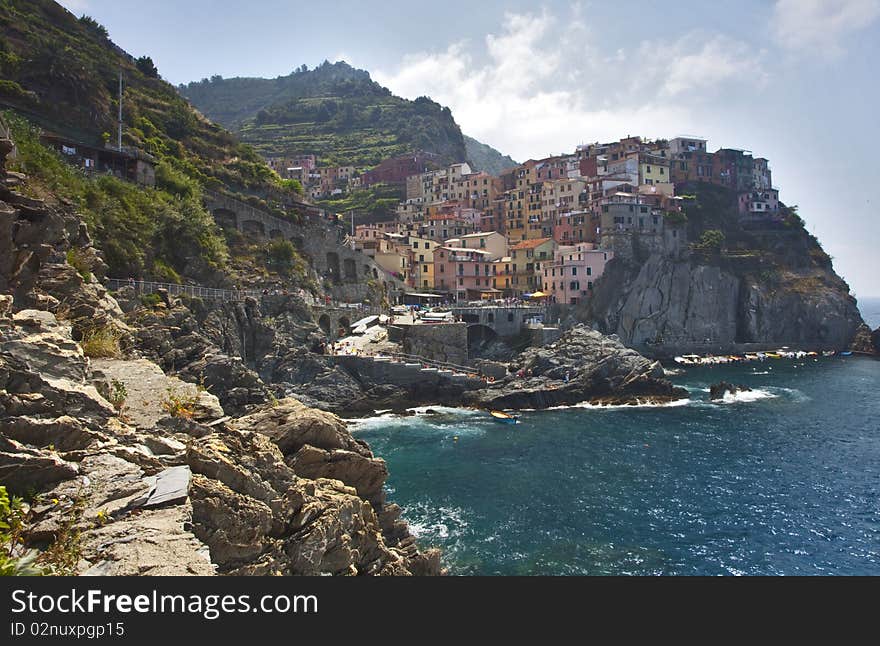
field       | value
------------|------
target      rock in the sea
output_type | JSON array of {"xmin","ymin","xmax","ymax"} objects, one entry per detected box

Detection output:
[
  {"xmin": 709, "ymin": 381, "xmax": 752, "ymax": 400},
  {"xmin": 467, "ymin": 324, "xmax": 686, "ymax": 410}
]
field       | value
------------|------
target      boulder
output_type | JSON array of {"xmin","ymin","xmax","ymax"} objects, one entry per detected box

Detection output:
[
  {"xmin": 467, "ymin": 325, "xmax": 687, "ymax": 410},
  {"xmin": 288, "ymin": 444, "xmax": 388, "ymax": 504},
  {"xmin": 232, "ymin": 397, "xmax": 370, "ymax": 457},
  {"xmin": 709, "ymin": 381, "xmax": 752, "ymax": 400}
]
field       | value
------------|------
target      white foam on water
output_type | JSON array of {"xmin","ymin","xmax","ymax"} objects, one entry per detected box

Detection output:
[
  {"xmin": 546, "ymin": 398, "xmax": 693, "ymax": 411},
  {"xmin": 404, "ymin": 504, "xmax": 469, "ymax": 540},
  {"xmin": 718, "ymin": 388, "xmax": 777, "ymax": 404}
]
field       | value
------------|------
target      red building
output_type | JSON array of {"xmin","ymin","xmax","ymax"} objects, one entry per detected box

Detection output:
[{"xmin": 362, "ymin": 152, "xmax": 440, "ymax": 186}]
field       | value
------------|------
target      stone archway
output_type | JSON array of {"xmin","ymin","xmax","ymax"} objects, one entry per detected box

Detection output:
[
  {"xmin": 241, "ymin": 219, "xmax": 266, "ymax": 237},
  {"xmin": 467, "ymin": 324, "xmax": 498, "ymax": 348},
  {"xmin": 318, "ymin": 314, "xmax": 331, "ymax": 335},
  {"xmin": 213, "ymin": 208, "xmax": 237, "ymax": 230}
]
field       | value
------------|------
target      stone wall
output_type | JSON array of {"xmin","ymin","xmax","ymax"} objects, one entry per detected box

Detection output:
[{"xmin": 396, "ymin": 322, "xmax": 468, "ymax": 365}]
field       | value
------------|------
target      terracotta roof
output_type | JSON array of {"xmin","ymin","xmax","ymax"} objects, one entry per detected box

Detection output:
[{"xmin": 511, "ymin": 237, "xmax": 553, "ymax": 250}]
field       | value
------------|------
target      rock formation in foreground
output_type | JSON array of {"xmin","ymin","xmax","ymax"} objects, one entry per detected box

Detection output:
[
  {"xmin": 465, "ymin": 325, "xmax": 687, "ymax": 410},
  {"xmin": 0, "ymin": 139, "xmax": 439, "ymax": 575}
]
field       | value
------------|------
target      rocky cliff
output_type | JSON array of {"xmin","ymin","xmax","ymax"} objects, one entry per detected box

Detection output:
[
  {"xmin": 0, "ymin": 137, "xmax": 440, "ymax": 576},
  {"xmin": 583, "ymin": 185, "xmax": 864, "ymax": 355}
]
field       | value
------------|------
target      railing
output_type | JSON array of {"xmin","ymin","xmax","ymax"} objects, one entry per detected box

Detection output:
[{"xmin": 105, "ymin": 278, "xmax": 263, "ymax": 302}]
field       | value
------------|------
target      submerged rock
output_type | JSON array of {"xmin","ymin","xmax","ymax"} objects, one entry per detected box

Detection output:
[{"xmin": 709, "ymin": 381, "xmax": 752, "ymax": 400}]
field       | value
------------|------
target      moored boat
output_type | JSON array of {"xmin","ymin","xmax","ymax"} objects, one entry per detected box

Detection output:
[{"xmin": 490, "ymin": 410, "xmax": 519, "ymax": 424}]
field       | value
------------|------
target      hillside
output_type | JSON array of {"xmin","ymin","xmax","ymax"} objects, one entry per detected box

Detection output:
[
  {"xmin": 0, "ymin": 0, "xmax": 313, "ymax": 286},
  {"xmin": 464, "ymin": 135, "xmax": 518, "ymax": 175},
  {"xmin": 180, "ymin": 61, "xmax": 468, "ymax": 168}
]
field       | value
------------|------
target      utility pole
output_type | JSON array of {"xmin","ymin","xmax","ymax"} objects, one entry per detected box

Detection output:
[{"xmin": 117, "ymin": 69, "xmax": 123, "ymax": 151}]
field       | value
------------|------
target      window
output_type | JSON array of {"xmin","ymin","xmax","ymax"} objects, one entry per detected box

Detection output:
[
  {"xmin": 413, "ymin": 242, "xmax": 418, "ymax": 249},
  {"xmin": 459, "ymin": 277, "xmax": 464, "ymax": 286},
  {"xmin": 423, "ymin": 265, "xmax": 429, "ymax": 273},
  {"xmin": 419, "ymin": 254, "xmax": 425, "ymax": 262},
  {"xmin": 587, "ymin": 266, "xmax": 592, "ymax": 276},
  {"xmin": 588, "ymin": 281, "xmax": 593, "ymax": 290},
  {"xmin": 572, "ymin": 267, "xmax": 577, "ymax": 276}
]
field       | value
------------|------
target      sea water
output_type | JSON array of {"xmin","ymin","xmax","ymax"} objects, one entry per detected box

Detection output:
[
  {"xmin": 859, "ymin": 297, "xmax": 880, "ymax": 329},
  {"xmin": 352, "ymin": 358, "xmax": 880, "ymax": 575}
]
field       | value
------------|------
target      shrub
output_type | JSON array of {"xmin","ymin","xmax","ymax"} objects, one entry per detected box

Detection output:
[
  {"xmin": 140, "ymin": 293, "xmax": 162, "ymax": 307},
  {"xmin": 160, "ymin": 388, "xmax": 199, "ymax": 419},
  {"xmin": 80, "ymin": 325, "xmax": 122, "ymax": 358},
  {"xmin": 696, "ymin": 229, "xmax": 725, "ymax": 250},
  {"xmin": 65, "ymin": 247, "xmax": 93, "ymax": 283},
  {"xmin": 151, "ymin": 258, "xmax": 181, "ymax": 284},
  {"xmin": 0, "ymin": 486, "xmax": 48, "ymax": 576},
  {"xmin": 98, "ymin": 379, "xmax": 127, "ymax": 412}
]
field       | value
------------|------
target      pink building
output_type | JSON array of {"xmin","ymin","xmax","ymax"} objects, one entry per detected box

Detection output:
[
  {"xmin": 542, "ymin": 243, "xmax": 613, "ymax": 305},
  {"xmin": 433, "ymin": 247, "xmax": 498, "ymax": 302}
]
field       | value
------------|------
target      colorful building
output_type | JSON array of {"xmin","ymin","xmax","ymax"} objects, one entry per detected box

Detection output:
[{"xmin": 543, "ymin": 243, "xmax": 613, "ymax": 305}]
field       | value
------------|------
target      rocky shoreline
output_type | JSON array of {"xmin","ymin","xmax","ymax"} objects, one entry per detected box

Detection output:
[{"xmin": 0, "ymin": 140, "xmax": 439, "ymax": 575}]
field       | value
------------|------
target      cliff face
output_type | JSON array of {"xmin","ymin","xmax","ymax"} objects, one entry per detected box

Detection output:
[
  {"xmin": 584, "ymin": 186, "xmax": 864, "ymax": 355},
  {"xmin": 589, "ymin": 255, "xmax": 861, "ymax": 353}
]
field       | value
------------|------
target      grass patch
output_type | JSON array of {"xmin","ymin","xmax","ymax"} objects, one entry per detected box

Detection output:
[
  {"xmin": 65, "ymin": 247, "xmax": 92, "ymax": 282},
  {"xmin": 80, "ymin": 325, "xmax": 122, "ymax": 358}
]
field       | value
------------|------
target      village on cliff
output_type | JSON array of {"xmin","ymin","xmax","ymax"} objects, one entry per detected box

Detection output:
[{"xmin": 263, "ymin": 136, "xmax": 779, "ymax": 305}]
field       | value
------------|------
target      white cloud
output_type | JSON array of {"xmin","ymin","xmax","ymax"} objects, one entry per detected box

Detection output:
[
  {"xmin": 372, "ymin": 8, "xmax": 767, "ymax": 160},
  {"xmin": 774, "ymin": 0, "xmax": 880, "ymax": 56}
]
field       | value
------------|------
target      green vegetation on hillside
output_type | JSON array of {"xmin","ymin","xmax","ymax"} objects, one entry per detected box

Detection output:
[
  {"xmin": 0, "ymin": 0, "xmax": 301, "ymax": 202},
  {"xmin": 7, "ymin": 112, "xmax": 228, "ymax": 281},
  {"xmin": 180, "ymin": 61, "xmax": 468, "ymax": 168},
  {"xmin": 463, "ymin": 135, "xmax": 518, "ymax": 175}
]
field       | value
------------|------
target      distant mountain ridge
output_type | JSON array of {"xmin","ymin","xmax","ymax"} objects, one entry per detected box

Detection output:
[
  {"xmin": 180, "ymin": 61, "xmax": 468, "ymax": 168},
  {"xmin": 463, "ymin": 135, "xmax": 518, "ymax": 175}
]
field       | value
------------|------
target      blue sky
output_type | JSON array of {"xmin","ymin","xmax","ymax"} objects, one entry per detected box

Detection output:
[{"xmin": 59, "ymin": 0, "xmax": 880, "ymax": 298}]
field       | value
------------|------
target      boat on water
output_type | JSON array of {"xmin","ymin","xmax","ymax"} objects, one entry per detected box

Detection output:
[{"xmin": 490, "ymin": 410, "xmax": 519, "ymax": 424}]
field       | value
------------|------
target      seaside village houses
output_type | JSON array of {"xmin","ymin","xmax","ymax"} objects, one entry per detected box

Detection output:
[{"xmin": 269, "ymin": 136, "xmax": 779, "ymax": 305}]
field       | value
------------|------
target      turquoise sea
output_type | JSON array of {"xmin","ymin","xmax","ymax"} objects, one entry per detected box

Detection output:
[{"xmin": 352, "ymin": 357, "xmax": 880, "ymax": 575}]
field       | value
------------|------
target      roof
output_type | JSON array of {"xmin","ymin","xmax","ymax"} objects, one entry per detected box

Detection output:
[
  {"xmin": 459, "ymin": 231, "xmax": 499, "ymax": 239},
  {"xmin": 440, "ymin": 247, "xmax": 493, "ymax": 255},
  {"xmin": 511, "ymin": 237, "xmax": 553, "ymax": 250}
]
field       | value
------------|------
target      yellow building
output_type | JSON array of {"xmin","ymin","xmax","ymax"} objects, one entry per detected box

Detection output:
[
  {"xmin": 407, "ymin": 235, "xmax": 439, "ymax": 290},
  {"xmin": 509, "ymin": 237, "xmax": 557, "ymax": 295}
]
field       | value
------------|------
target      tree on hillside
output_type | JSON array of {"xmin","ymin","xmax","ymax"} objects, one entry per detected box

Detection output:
[{"xmin": 135, "ymin": 56, "xmax": 158, "ymax": 78}]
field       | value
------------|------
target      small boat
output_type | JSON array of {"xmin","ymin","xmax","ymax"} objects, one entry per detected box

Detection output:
[
  {"xmin": 490, "ymin": 410, "xmax": 519, "ymax": 424},
  {"xmin": 840, "ymin": 351, "xmax": 853, "ymax": 357}
]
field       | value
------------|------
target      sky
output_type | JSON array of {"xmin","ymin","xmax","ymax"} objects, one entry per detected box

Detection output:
[{"xmin": 57, "ymin": 0, "xmax": 880, "ymax": 298}]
